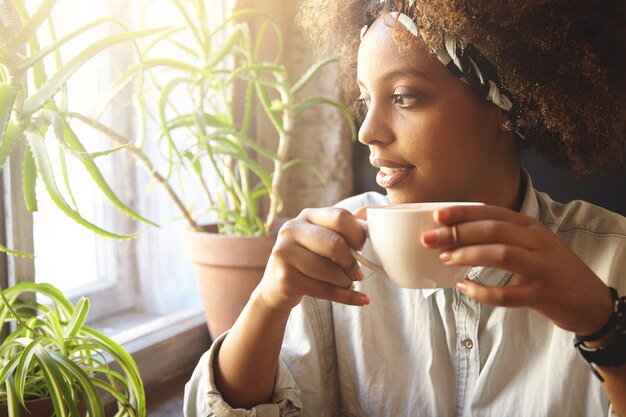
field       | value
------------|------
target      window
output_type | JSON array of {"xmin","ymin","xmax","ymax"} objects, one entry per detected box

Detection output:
[
  {"xmin": 4, "ymin": 0, "xmax": 224, "ymax": 391},
  {"xmin": 19, "ymin": 0, "xmax": 205, "ymax": 323}
]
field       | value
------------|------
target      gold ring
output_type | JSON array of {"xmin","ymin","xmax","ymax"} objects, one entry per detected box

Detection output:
[{"xmin": 451, "ymin": 224, "xmax": 459, "ymax": 246}]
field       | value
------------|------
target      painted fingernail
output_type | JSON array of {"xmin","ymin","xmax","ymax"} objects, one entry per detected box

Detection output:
[
  {"xmin": 436, "ymin": 208, "xmax": 451, "ymax": 222},
  {"xmin": 360, "ymin": 295, "xmax": 371, "ymax": 305},
  {"xmin": 355, "ymin": 268, "xmax": 364, "ymax": 281},
  {"xmin": 439, "ymin": 251, "xmax": 452, "ymax": 262},
  {"xmin": 422, "ymin": 230, "xmax": 438, "ymax": 245}
]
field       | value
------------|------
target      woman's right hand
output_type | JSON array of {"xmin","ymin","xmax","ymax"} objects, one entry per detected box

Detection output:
[
  {"xmin": 214, "ymin": 207, "xmax": 369, "ymax": 409},
  {"xmin": 256, "ymin": 207, "xmax": 371, "ymax": 312}
]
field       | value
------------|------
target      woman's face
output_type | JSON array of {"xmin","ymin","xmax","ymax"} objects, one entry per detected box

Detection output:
[{"xmin": 357, "ymin": 16, "xmax": 520, "ymax": 206}]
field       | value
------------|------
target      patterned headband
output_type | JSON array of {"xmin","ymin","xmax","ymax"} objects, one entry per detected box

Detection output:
[{"xmin": 361, "ymin": 5, "xmax": 516, "ymax": 118}]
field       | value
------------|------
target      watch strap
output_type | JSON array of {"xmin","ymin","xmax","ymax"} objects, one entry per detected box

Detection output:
[
  {"xmin": 575, "ymin": 328, "xmax": 626, "ymax": 367},
  {"xmin": 574, "ymin": 291, "xmax": 626, "ymax": 380}
]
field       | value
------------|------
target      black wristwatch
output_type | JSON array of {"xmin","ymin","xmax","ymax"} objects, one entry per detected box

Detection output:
[{"xmin": 574, "ymin": 287, "xmax": 626, "ymax": 380}]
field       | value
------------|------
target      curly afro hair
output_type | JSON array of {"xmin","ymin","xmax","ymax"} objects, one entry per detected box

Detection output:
[{"xmin": 297, "ymin": 0, "xmax": 626, "ymax": 176}]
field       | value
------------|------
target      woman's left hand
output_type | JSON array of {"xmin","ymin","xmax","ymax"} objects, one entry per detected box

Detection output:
[{"xmin": 421, "ymin": 204, "xmax": 614, "ymax": 336}]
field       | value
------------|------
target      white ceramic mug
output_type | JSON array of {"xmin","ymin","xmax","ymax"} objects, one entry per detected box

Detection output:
[{"xmin": 351, "ymin": 202, "xmax": 483, "ymax": 289}]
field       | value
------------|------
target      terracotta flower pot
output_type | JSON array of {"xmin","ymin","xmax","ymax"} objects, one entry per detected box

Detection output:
[{"xmin": 183, "ymin": 224, "xmax": 277, "ymax": 340}]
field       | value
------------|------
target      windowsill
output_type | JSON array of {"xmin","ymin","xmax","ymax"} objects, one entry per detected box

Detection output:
[
  {"xmin": 93, "ymin": 307, "xmax": 212, "ymax": 412},
  {"xmin": 96, "ymin": 306, "xmax": 207, "ymax": 343}
]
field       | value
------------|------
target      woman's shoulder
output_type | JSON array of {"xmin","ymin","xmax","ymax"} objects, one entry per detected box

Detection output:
[
  {"xmin": 334, "ymin": 191, "xmax": 389, "ymax": 212},
  {"xmin": 535, "ymin": 190, "xmax": 626, "ymax": 237},
  {"xmin": 536, "ymin": 190, "xmax": 626, "ymax": 292}
]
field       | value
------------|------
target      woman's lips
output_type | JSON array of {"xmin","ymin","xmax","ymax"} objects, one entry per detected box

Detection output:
[{"xmin": 371, "ymin": 160, "xmax": 415, "ymax": 188}]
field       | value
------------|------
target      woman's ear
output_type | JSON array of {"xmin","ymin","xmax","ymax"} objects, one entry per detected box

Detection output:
[
  {"xmin": 497, "ymin": 109, "xmax": 513, "ymax": 133},
  {"xmin": 500, "ymin": 119, "xmax": 514, "ymax": 133}
]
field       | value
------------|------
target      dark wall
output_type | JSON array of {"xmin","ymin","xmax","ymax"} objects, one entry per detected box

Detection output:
[
  {"xmin": 520, "ymin": 151, "xmax": 626, "ymax": 216},
  {"xmin": 352, "ymin": 142, "xmax": 626, "ymax": 217}
]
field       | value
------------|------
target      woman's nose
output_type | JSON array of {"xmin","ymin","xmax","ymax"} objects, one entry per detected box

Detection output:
[{"xmin": 357, "ymin": 102, "xmax": 394, "ymax": 146}]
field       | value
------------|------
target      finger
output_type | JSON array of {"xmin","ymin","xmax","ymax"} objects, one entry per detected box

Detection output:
[
  {"xmin": 434, "ymin": 204, "xmax": 537, "ymax": 228},
  {"xmin": 279, "ymin": 219, "xmax": 362, "ymax": 280},
  {"xmin": 352, "ymin": 206, "xmax": 368, "ymax": 220},
  {"xmin": 300, "ymin": 274, "xmax": 371, "ymax": 306},
  {"xmin": 422, "ymin": 220, "xmax": 540, "ymax": 250},
  {"xmin": 302, "ymin": 207, "xmax": 367, "ymax": 250},
  {"xmin": 272, "ymin": 240, "xmax": 356, "ymax": 288},
  {"xmin": 439, "ymin": 244, "xmax": 543, "ymax": 276},
  {"xmin": 274, "ymin": 263, "xmax": 370, "ymax": 306},
  {"xmin": 455, "ymin": 279, "xmax": 536, "ymax": 307}
]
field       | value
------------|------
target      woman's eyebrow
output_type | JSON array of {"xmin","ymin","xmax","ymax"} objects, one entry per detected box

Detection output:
[
  {"xmin": 357, "ymin": 68, "xmax": 434, "ymax": 88},
  {"xmin": 383, "ymin": 68, "xmax": 433, "ymax": 83}
]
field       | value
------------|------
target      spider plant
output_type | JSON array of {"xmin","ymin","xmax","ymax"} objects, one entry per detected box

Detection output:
[
  {"xmin": 0, "ymin": 0, "xmax": 162, "ymax": 256},
  {"xmin": 0, "ymin": 282, "xmax": 145, "ymax": 417},
  {"xmin": 72, "ymin": 1, "xmax": 356, "ymax": 236}
]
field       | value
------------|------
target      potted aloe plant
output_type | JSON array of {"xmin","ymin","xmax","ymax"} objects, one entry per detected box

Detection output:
[
  {"xmin": 68, "ymin": 1, "xmax": 356, "ymax": 338},
  {"xmin": 0, "ymin": 282, "xmax": 145, "ymax": 417}
]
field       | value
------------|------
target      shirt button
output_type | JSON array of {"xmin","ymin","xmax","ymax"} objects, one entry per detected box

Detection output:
[{"xmin": 461, "ymin": 338, "xmax": 474, "ymax": 349}]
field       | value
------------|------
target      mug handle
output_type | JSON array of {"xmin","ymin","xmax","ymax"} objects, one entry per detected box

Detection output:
[{"xmin": 350, "ymin": 248, "xmax": 388, "ymax": 277}]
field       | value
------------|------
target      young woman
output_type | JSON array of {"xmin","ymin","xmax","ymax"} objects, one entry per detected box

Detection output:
[{"xmin": 184, "ymin": 1, "xmax": 626, "ymax": 415}]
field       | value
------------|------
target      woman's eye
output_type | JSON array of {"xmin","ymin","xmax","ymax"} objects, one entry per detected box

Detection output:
[
  {"xmin": 355, "ymin": 97, "xmax": 370, "ymax": 117},
  {"xmin": 393, "ymin": 94, "xmax": 420, "ymax": 108},
  {"xmin": 355, "ymin": 97, "xmax": 370, "ymax": 109}
]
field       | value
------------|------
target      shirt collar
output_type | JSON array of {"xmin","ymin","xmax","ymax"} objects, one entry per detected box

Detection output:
[{"xmin": 422, "ymin": 169, "xmax": 538, "ymax": 298}]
